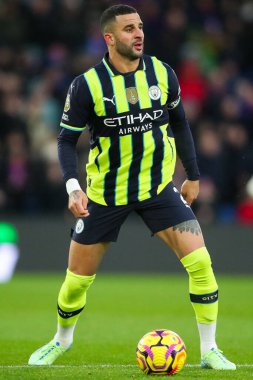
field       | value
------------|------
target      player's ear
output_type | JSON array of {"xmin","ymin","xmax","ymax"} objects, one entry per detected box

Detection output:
[{"xmin": 104, "ymin": 33, "xmax": 115, "ymax": 46}]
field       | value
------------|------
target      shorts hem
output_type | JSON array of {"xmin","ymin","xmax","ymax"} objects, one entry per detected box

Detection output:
[{"xmin": 71, "ymin": 236, "xmax": 118, "ymax": 245}]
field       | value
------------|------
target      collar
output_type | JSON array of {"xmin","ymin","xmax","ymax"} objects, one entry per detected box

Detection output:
[{"xmin": 102, "ymin": 52, "xmax": 146, "ymax": 77}]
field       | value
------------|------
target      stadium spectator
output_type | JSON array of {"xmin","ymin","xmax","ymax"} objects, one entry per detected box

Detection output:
[{"xmin": 237, "ymin": 176, "xmax": 253, "ymax": 224}]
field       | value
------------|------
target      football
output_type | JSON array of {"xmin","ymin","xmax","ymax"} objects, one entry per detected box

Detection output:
[{"xmin": 136, "ymin": 329, "xmax": 187, "ymax": 375}]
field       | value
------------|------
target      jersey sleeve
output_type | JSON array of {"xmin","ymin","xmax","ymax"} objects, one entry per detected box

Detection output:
[
  {"xmin": 163, "ymin": 62, "xmax": 181, "ymax": 110},
  {"xmin": 60, "ymin": 74, "xmax": 93, "ymax": 132},
  {"xmin": 163, "ymin": 62, "xmax": 200, "ymax": 180}
]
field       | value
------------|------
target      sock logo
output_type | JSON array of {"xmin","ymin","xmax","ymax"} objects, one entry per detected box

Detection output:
[
  {"xmin": 190, "ymin": 290, "xmax": 218, "ymax": 304},
  {"xmin": 57, "ymin": 305, "xmax": 84, "ymax": 319}
]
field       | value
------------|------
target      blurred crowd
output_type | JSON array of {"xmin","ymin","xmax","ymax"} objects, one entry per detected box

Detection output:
[{"xmin": 0, "ymin": 0, "xmax": 253, "ymax": 224}]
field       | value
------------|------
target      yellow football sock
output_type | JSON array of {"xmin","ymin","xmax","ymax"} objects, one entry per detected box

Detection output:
[
  {"xmin": 181, "ymin": 247, "xmax": 218, "ymax": 324},
  {"xmin": 57, "ymin": 269, "xmax": 95, "ymax": 327}
]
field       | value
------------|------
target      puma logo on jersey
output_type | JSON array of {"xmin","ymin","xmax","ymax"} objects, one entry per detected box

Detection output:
[{"xmin": 103, "ymin": 96, "xmax": 115, "ymax": 105}]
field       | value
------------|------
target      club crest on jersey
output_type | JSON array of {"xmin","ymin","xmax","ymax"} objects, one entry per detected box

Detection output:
[
  {"xmin": 64, "ymin": 94, "xmax": 70, "ymax": 112},
  {"xmin": 75, "ymin": 219, "xmax": 84, "ymax": 234},
  {"xmin": 148, "ymin": 85, "xmax": 161, "ymax": 100},
  {"xmin": 126, "ymin": 87, "xmax": 139, "ymax": 104}
]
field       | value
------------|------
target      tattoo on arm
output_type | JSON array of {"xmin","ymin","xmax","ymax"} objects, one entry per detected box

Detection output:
[{"xmin": 172, "ymin": 219, "xmax": 202, "ymax": 236}]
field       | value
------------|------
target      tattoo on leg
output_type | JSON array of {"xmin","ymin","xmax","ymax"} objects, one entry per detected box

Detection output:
[{"xmin": 172, "ymin": 220, "xmax": 202, "ymax": 236}]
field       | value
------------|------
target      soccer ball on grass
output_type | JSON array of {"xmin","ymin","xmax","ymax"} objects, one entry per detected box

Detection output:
[{"xmin": 136, "ymin": 329, "xmax": 186, "ymax": 375}]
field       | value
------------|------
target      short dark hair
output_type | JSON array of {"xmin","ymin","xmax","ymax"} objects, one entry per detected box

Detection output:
[{"xmin": 100, "ymin": 4, "xmax": 137, "ymax": 33}]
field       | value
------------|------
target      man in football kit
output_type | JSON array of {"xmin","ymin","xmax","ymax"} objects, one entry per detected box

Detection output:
[{"xmin": 29, "ymin": 4, "xmax": 236, "ymax": 370}]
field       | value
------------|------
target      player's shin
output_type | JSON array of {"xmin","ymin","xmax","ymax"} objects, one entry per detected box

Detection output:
[
  {"xmin": 180, "ymin": 247, "xmax": 218, "ymax": 356},
  {"xmin": 55, "ymin": 268, "xmax": 96, "ymax": 347}
]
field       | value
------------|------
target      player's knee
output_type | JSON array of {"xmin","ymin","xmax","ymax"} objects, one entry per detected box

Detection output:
[
  {"xmin": 181, "ymin": 247, "xmax": 218, "ymax": 296},
  {"xmin": 65, "ymin": 269, "xmax": 96, "ymax": 290},
  {"xmin": 181, "ymin": 247, "xmax": 212, "ymax": 274},
  {"xmin": 60, "ymin": 269, "xmax": 95, "ymax": 300},
  {"xmin": 58, "ymin": 269, "xmax": 96, "ymax": 308}
]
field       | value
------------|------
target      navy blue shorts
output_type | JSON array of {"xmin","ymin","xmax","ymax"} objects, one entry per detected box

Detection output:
[{"xmin": 71, "ymin": 182, "xmax": 196, "ymax": 245}]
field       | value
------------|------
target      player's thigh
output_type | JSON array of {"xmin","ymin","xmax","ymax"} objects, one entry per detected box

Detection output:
[
  {"xmin": 136, "ymin": 182, "xmax": 205, "ymax": 259},
  {"xmin": 156, "ymin": 219, "xmax": 205, "ymax": 260},
  {"xmin": 69, "ymin": 200, "xmax": 132, "ymax": 275},
  {"xmin": 68, "ymin": 240, "xmax": 109, "ymax": 276}
]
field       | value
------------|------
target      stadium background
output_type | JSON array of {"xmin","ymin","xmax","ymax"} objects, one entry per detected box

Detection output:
[{"xmin": 0, "ymin": 0, "xmax": 253, "ymax": 273}]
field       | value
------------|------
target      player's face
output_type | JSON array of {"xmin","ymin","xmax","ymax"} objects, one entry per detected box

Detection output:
[{"xmin": 111, "ymin": 13, "xmax": 144, "ymax": 60}]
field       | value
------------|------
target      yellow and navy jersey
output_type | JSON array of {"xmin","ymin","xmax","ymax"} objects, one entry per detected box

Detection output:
[{"xmin": 60, "ymin": 54, "xmax": 181, "ymax": 206}]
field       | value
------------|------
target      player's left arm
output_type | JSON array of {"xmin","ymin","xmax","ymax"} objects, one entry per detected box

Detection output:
[{"xmin": 164, "ymin": 63, "xmax": 200, "ymax": 205}]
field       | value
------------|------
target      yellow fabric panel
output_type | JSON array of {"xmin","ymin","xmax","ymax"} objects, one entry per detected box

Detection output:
[
  {"xmin": 111, "ymin": 76, "xmax": 129, "ymax": 113},
  {"xmin": 157, "ymin": 126, "xmax": 176, "ymax": 194},
  {"xmin": 102, "ymin": 58, "xmax": 114, "ymax": 77},
  {"xmin": 151, "ymin": 57, "xmax": 168, "ymax": 105},
  {"xmin": 86, "ymin": 137, "xmax": 111, "ymax": 206},
  {"xmin": 115, "ymin": 134, "xmax": 133, "ymax": 205},
  {"xmin": 134, "ymin": 70, "xmax": 152, "ymax": 109},
  {"xmin": 138, "ymin": 130, "xmax": 155, "ymax": 201},
  {"xmin": 84, "ymin": 69, "xmax": 106, "ymax": 116}
]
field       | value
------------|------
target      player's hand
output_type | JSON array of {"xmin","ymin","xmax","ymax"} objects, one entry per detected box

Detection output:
[
  {"xmin": 181, "ymin": 179, "xmax": 199, "ymax": 206},
  {"xmin": 68, "ymin": 190, "xmax": 90, "ymax": 218}
]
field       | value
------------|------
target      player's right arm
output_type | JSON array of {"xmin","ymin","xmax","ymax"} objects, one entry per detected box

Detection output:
[
  {"xmin": 163, "ymin": 63, "xmax": 200, "ymax": 205},
  {"xmin": 58, "ymin": 75, "xmax": 93, "ymax": 217}
]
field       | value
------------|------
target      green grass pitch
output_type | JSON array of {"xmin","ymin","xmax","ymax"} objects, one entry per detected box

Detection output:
[{"xmin": 0, "ymin": 273, "xmax": 252, "ymax": 379}]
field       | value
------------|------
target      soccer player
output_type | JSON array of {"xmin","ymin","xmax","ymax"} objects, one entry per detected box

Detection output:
[{"xmin": 28, "ymin": 4, "xmax": 236, "ymax": 370}]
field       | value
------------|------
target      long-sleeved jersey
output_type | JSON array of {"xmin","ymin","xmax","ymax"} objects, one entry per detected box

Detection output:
[{"xmin": 58, "ymin": 53, "xmax": 199, "ymax": 206}]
